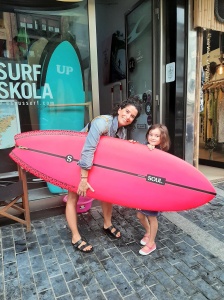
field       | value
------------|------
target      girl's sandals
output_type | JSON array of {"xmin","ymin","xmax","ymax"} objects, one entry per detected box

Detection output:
[
  {"xmin": 72, "ymin": 239, "xmax": 93, "ymax": 253},
  {"xmin": 103, "ymin": 225, "xmax": 121, "ymax": 239},
  {"xmin": 139, "ymin": 243, "xmax": 156, "ymax": 255},
  {"xmin": 140, "ymin": 234, "xmax": 150, "ymax": 245}
]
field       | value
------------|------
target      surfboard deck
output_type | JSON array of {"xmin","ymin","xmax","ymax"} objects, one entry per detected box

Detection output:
[
  {"xmin": 9, "ymin": 130, "xmax": 216, "ymax": 211},
  {"xmin": 38, "ymin": 40, "xmax": 85, "ymax": 194}
]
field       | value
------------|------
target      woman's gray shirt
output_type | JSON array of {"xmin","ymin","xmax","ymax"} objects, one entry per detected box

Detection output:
[{"xmin": 78, "ymin": 115, "xmax": 127, "ymax": 170}]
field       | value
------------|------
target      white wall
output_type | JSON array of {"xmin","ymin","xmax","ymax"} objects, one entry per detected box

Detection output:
[{"xmin": 95, "ymin": 0, "xmax": 137, "ymax": 114}]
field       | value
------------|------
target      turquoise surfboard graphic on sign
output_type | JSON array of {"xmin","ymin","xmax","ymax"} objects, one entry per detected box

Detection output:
[{"xmin": 38, "ymin": 40, "xmax": 85, "ymax": 193}]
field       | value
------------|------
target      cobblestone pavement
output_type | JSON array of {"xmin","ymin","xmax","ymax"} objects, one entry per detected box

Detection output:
[{"xmin": 0, "ymin": 182, "xmax": 223, "ymax": 300}]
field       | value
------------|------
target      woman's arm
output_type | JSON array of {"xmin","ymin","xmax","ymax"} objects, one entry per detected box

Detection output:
[{"xmin": 77, "ymin": 117, "xmax": 109, "ymax": 196}]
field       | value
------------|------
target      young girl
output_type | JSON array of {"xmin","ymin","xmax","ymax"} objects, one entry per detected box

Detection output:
[{"xmin": 137, "ymin": 124, "xmax": 171, "ymax": 255}]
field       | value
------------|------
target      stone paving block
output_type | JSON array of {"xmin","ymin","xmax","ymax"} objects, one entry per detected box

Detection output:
[
  {"xmin": 94, "ymin": 248, "xmax": 110, "ymax": 261},
  {"xmin": 69, "ymin": 251, "xmax": 87, "ymax": 267},
  {"xmin": 104, "ymin": 289, "xmax": 123, "ymax": 300},
  {"xmin": 0, "ymin": 226, "xmax": 12, "ymax": 238},
  {"xmin": 149, "ymin": 282, "xmax": 173, "ymax": 300},
  {"xmin": 155, "ymin": 258, "xmax": 179, "ymax": 277},
  {"xmin": 76, "ymin": 265, "xmax": 97, "ymax": 286},
  {"xmin": 45, "ymin": 258, "xmax": 62, "ymax": 278},
  {"xmin": 0, "ymin": 275, "xmax": 3, "ymax": 295},
  {"xmin": 12, "ymin": 228, "xmax": 25, "ymax": 242},
  {"xmin": 85, "ymin": 283, "xmax": 106, "ymax": 300},
  {"xmin": 152, "ymin": 269, "xmax": 178, "ymax": 291},
  {"xmin": 2, "ymin": 236, "xmax": 14, "ymax": 249},
  {"xmin": 3, "ymin": 248, "xmax": 16, "ymax": 264},
  {"xmin": 49, "ymin": 235, "xmax": 65, "ymax": 250},
  {"xmin": 4, "ymin": 278, "xmax": 21, "ymax": 300},
  {"xmin": 21, "ymin": 283, "xmax": 38, "ymax": 300},
  {"xmin": 193, "ymin": 278, "xmax": 220, "ymax": 300},
  {"xmin": 36, "ymin": 234, "xmax": 50, "ymax": 247},
  {"xmin": 50, "ymin": 274, "xmax": 69, "ymax": 298},
  {"xmin": 189, "ymin": 292, "xmax": 211, "ymax": 300},
  {"xmin": 84, "ymin": 254, "xmax": 103, "ymax": 273},
  {"xmin": 193, "ymin": 254, "xmax": 217, "ymax": 272},
  {"xmin": 193, "ymin": 244, "xmax": 217, "ymax": 260},
  {"xmin": 29, "ymin": 255, "xmax": 45, "ymax": 273},
  {"xmin": 106, "ymin": 247, "xmax": 125, "ymax": 265},
  {"xmin": 16, "ymin": 252, "xmax": 30, "ymax": 269},
  {"xmin": 27, "ymin": 242, "xmax": 41, "ymax": 257},
  {"xmin": 117, "ymin": 260, "xmax": 139, "ymax": 282},
  {"xmin": 54, "ymin": 247, "xmax": 71, "ymax": 265},
  {"xmin": 142, "ymin": 251, "xmax": 163, "ymax": 273},
  {"xmin": 94, "ymin": 269, "xmax": 115, "ymax": 292},
  {"xmin": 60, "ymin": 262, "xmax": 79, "ymax": 283},
  {"xmin": 67, "ymin": 279, "xmax": 88, "ymax": 300},
  {"xmin": 124, "ymin": 250, "xmax": 143, "ymax": 268},
  {"xmin": 101, "ymin": 257, "xmax": 121, "ymax": 278},
  {"xmin": 25, "ymin": 231, "xmax": 38, "ymax": 244},
  {"xmin": 111, "ymin": 274, "xmax": 133, "ymax": 297},
  {"xmin": 41, "ymin": 245, "xmax": 56, "ymax": 261},
  {"xmin": 135, "ymin": 265, "xmax": 158, "ymax": 287},
  {"xmin": 174, "ymin": 261, "xmax": 199, "ymax": 281},
  {"xmin": 33, "ymin": 270, "xmax": 51, "ymax": 293},
  {"xmin": 137, "ymin": 286, "xmax": 156, "ymax": 299},
  {"xmin": 38, "ymin": 289, "xmax": 55, "ymax": 300},
  {"xmin": 172, "ymin": 272, "xmax": 198, "ymax": 296},
  {"xmin": 18, "ymin": 266, "xmax": 34, "ymax": 287},
  {"xmin": 14, "ymin": 240, "xmax": 27, "ymax": 254},
  {"xmin": 169, "ymin": 287, "xmax": 189, "ymax": 300},
  {"xmin": 32, "ymin": 221, "xmax": 47, "ymax": 236},
  {"xmin": 212, "ymin": 280, "xmax": 224, "ymax": 297},
  {"xmin": 3, "ymin": 262, "xmax": 18, "ymax": 281}
]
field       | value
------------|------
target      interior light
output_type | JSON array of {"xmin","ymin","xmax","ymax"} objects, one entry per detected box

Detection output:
[
  {"xmin": 217, "ymin": 64, "xmax": 224, "ymax": 75},
  {"xmin": 216, "ymin": 32, "xmax": 224, "ymax": 75}
]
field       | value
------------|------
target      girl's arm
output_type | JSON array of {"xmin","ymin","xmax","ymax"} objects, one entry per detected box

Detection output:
[{"xmin": 147, "ymin": 144, "xmax": 155, "ymax": 150}]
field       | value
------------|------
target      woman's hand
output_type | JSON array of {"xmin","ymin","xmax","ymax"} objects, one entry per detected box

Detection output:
[
  {"xmin": 147, "ymin": 144, "xmax": 155, "ymax": 151},
  {"xmin": 77, "ymin": 178, "xmax": 94, "ymax": 197},
  {"xmin": 129, "ymin": 139, "xmax": 138, "ymax": 143}
]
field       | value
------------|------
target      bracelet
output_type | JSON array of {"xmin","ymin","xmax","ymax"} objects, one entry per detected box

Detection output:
[{"xmin": 81, "ymin": 176, "xmax": 88, "ymax": 178}]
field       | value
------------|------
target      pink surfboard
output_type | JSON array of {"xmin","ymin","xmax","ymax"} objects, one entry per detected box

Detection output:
[{"xmin": 9, "ymin": 130, "xmax": 216, "ymax": 211}]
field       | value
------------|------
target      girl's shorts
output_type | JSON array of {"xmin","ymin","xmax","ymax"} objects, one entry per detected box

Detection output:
[{"xmin": 139, "ymin": 210, "xmax": 161, "ymax": 217}]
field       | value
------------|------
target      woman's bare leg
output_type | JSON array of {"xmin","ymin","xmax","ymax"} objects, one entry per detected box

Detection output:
[
  {"xmin": 101, "ymin": 202, "xmax": 120, "ymax": 237},
  {"xmin": 66, "ymin": 191, "xmax": 92, "ymax": 251}
]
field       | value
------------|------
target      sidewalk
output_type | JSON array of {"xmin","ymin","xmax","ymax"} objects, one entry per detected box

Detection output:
[{"xmin": 0, "ymin": 182, "xmax": 223, "ymax": 300}]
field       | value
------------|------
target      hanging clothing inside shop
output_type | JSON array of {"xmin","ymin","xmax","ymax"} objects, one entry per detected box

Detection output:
[{"xmin": 202, "ymin": 79, "xmax": 224, "ymax": 144}]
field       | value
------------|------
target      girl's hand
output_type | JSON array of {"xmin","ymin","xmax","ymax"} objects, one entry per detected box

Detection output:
[
  {"xmin": 136, "ymin": 208, "xmax": 142, "ymax": 210},
  {"xmin": 77, "ymin": 178, "xmax": 94, "ymax": 197},
  {"xmin": 147, "ymin": 144, "xmax": 155, "ymax": 151},
  {"xmin": 129, "ymin": 139, "xmax": 138, "ymax": 143}
]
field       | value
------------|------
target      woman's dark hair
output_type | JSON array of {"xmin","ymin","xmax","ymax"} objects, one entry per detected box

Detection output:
[
  {"xmin": 146, "ymin": 124, "xmax": 171, "ymax": 151},
  {"xmin": 111, "ymin": 96, "xmax": 142, "ymax": 130}
]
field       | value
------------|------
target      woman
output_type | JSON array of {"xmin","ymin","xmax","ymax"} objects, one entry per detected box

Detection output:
[{"xmin": 66, "ymin": 97, "xmax": 142, "ymax": 253}]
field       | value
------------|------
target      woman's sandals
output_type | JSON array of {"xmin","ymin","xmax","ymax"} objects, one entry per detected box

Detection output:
[
  {"xmin": 103, "ymin": 225, "xmax": 121, "ymax": 239},
  {"xmin": 72, "ymin": 239, "xmax": 93, "ymax": 253}
]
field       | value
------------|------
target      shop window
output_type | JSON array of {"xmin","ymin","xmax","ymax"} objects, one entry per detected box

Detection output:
[{"xmin": 0, "ymin": 1, "xmax": 92, "ymax": 200}]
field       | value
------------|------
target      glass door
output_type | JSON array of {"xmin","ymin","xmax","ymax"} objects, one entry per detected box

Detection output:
[{"xmin": 125, "ymin": 0, "xmax": 155, "ymax": 143}]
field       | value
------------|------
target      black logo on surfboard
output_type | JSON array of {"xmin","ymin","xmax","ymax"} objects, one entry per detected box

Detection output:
[
  {"xmin": 66, "ymin": 155, "xmax": 74, "ymax": 163},
  {"xmin": 146, "ymin": 175, "xmax": 166, "ymax": 185}
]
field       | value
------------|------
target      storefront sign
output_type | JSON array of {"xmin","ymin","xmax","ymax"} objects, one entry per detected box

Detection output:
[{"xmin": 0, "ymin": 62, "xmax": 52, "ymax": 100}]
